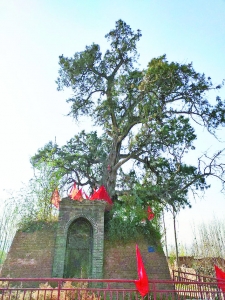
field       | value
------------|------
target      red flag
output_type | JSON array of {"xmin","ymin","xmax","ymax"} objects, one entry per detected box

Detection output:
[
  {"xmin": 90, "ymin": 185, "xmax": 113, "ymax": 205},
  {"xmin": 147, "ymin": 206, "xmax": 155, "ymax": 221},
  {"xmin": 69, "ymin": 182, "xmax": 79, "ymax": 199},
  {"xmin": 72, "ymin": 188, "xmax": 83, "ymax": 201},
  {"xmin": 215, "ymin": 265, "xmax": 225, "ymax": 292},
  {"xmin": 51, "ymin": 189, "xmax": 61, "ymax": 209},
  {"xmin": 134, "ymin": 244, "xmax": 149, "ymax": 297}
]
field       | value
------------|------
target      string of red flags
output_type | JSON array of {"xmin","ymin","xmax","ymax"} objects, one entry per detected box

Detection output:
[
  {"xmin": 147, "ymin": 206, "xmax": 155, "ymax": 221},
  {"xmin": 134, "ymin": 244, "xmax": 150, "ymax": 297},
  {"xmin": 51, "ymin": 189, "xmax": 61, "ymax": 209},
  {"xmin": 71, "ymin": 188, "xmax": 83, "ymax": 200},
  {"xmin": 68, "ymin": 183, "xmax": 113, "ymax": 208},
  {"xmin": 215, "ymin": 265, "xmax": 225, "ymax": 293},
  {"xmin": 90, "ymin": 185, "xmax": 113, "ymax": 205}
]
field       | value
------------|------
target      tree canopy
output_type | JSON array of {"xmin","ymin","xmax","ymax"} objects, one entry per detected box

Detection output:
[{"xmin": 32, "ymin": 20, "xmax": 225, "ymax": 212}]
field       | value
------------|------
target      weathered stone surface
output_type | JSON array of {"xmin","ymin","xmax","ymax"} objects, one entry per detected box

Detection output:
[{"xmin": 52, "ymin": 198, "xmax": 106, "ymax": 279}]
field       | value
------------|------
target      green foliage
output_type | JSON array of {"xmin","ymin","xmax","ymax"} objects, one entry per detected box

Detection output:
[
  {"xmin": 14, "ymin": 164, "xmax": 60, "ymax": 229},
  {"xmin": 19, "ymin": 219, "xmax": 58, "ymax": 233},
  {"xmin": 31, "ymin": 19, "xmax": 225, "ymax": 219},
  {"xmin": 0, "ymin": 164, "xmax": 60, "ymax": 259},
  {"xmin": 0, "ymin": 250, "xmax": 6, "ymax": 264},
  {"xmin": 105, "ymin": 200, "xmax": 162, "ymax": 246},
  {"xmin": 168, "ymin": 245, "xmax": 188, "ymax": 268},
  {"xmin": 0, "ymin": 198, "xmax": 21, "ymax": 260},
  {"xmin": 168, "ymin": 249, "xmax": 176, "ymax": 267},
  {"xmin": 31, "ymin": 131, "xmax": 109, "ymax": 191}
]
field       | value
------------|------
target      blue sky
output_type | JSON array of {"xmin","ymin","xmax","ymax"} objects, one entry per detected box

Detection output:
[{"xmin": 0, "ymin": 0, "xmax": 225, "ymax": 249}]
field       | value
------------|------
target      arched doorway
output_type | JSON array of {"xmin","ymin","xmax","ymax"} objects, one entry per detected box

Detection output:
[{"xmin": 64, "ymin": 217, "xmax": 93, "ymax": 278}]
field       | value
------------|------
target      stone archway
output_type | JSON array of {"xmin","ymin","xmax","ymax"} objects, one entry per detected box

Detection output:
[
  {"xmin": 64, "ymin": 218, "xmax": 93, "ymax": 278},
  {"xmin": 52, "ymin": 198, "xmax": 106, "ymax": 279}
]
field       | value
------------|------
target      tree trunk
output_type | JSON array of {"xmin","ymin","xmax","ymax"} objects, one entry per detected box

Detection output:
[
  {"xmin": 162, "ymin": 210, "xmax": 169, "ymax": 259},
  {"xmin": 173, "ymin": 208, "xmax": 179, "ymax": 269},
  {"xmin": 102, "ymin": 136, "xmax": 121, "ymax": 198}
]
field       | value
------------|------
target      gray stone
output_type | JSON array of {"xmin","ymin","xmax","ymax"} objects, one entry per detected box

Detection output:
[{"xmin": 52, "ymin": 197, "xmax": 106, "ymax": 279}]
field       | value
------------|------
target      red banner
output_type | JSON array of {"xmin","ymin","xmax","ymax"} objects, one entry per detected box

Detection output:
[
  {"xmin": 69, "ymin": 182, "xmax": 79, "ymax": 199},
  {"xmin": 51, "ymin": 189, "xmax": 61, "ymax": 209},
  {"xmin": 134, "ymin": 244, "xmax": 150, "ymax": 297},
  {"xmin": 90, "ymin": 185, "xmax": 113, "ymax": 205},
  {"xmin": 215, "ymin": 265, "xmax": 225, "ymax": 292},
  {"xmin": 147, "ymin": 206, "xmax": 155, "ymax": 221},
  {"xmin": 72, "ymin": 189, "xmax": 83, "ymax": 200}
]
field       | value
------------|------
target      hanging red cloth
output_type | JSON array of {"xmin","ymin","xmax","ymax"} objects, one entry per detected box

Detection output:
[
  {"xmin": 69, "ymin": 182, "xmax": 78, "ymax": 199},
  {"xmin": 215, "ymin": 265, "xmax": 225, "ymax": 292},
  {"xmin": 51, "ymin": 189, "xmax": 61, "ymax": 209},
  {"xmin": 90, "ymin": 185, "xmax": 113, "ymax": 205},
  {"xmin": 134, "ymin": 244, "xmax": 150, "ymax": 297},
  {"xmin": 71, "ymin": 188, "xmax": 83, "ymax": 200},
  {"xmin": 147, "ymin": 206, "xmax": 155, "ymax": 221}
]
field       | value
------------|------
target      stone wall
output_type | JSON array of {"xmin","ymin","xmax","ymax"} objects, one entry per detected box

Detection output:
[{"xmin": 52, "ymin": 198, "xmax": 106, "ymax": 279}]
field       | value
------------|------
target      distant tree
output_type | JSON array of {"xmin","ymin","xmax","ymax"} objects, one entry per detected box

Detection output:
[
  {"xmin": 0, "ymin": 195, "xmax": 23, "ymax": 263},
  {"xmin": 32, "ymin": 19, "xmax": 225, "ymax": 212},
  {"xmin": 0, "ymin": 250, "xmax": 6, "ymax": 265},
  {"xmin": 192, "ymin": 218, "xmax": 225, "ymax": 259},
  {"xmin": 0, "ymin": 164, "xmax": 59, "ymax": 257}
]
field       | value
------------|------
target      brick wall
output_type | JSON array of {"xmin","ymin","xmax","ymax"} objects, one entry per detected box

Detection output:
[
  {"xmin": 1, "ymin": 228, "xmax": 56, "ymax": 278},
  {"xmin": 104, "ymin": 241, "xmax": 171, "ymax": 280},
  {"xmin": 1, "ymin": 201, "xmax": 170, "ymax": 285}
]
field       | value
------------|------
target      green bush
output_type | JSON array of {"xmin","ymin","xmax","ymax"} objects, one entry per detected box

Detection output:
[
  {"xmin": 19, "ymin": 219, "xmax": 58, "ymax": 233},
  {"xmin": 104, "ymin": 202, "xmax": 162, "ymax": 247}
]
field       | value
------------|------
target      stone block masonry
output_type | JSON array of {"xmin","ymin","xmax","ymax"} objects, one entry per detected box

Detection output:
[{"xmin": 52, "ymin": 198, "xmax": 106, "ymax": 279}]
